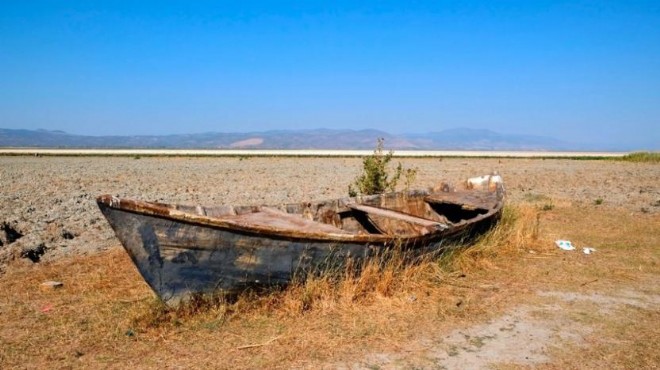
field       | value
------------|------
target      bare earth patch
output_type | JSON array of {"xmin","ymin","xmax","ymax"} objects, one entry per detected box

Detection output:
[{"xmin": 348, "ymin": 286, "xmax": 660, "ymax": 369}]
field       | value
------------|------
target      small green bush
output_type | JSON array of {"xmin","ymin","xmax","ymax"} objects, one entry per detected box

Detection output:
[{"xmin": 348, "ymin": 138, "xmax": 417, "ymax": 196}]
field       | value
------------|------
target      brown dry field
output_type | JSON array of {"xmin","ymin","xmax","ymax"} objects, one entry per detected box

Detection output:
[{"xmin": 0, "ymin": 156, "xmax": 658, "ymax": 369}]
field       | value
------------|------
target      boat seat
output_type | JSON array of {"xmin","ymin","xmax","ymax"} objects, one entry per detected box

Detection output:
[
  {"xmin": 347, "ymin": 203, "xmax": 449, "ymax": 230},
  {"xmin": 228, "ymin": 207, "xmax": 351, "ymax": 235}
]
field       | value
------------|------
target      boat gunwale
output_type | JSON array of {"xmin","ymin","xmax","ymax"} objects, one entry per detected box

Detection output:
[{"xmin": 96, "ymin": 186, "xmax": 504, "ymax": 244}]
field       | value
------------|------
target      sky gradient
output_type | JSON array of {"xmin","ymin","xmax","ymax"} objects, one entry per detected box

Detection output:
[{"xmin": 1, "ymin": 1, "xmax": 659, "ymax": 148}]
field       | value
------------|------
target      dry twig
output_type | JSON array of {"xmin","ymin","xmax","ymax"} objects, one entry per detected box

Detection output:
[{"xmin": 237, "ymin": 335, "xmax": 283, "ymax": 350}]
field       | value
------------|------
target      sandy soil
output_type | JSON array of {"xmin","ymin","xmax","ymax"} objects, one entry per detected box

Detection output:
[{"xmin": 1, "ymin": 156, "xmax": 658, "ymax": 267}]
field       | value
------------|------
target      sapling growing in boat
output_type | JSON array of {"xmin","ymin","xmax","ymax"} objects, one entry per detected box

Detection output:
[{"xmin": 348, "ymin": 138, "xmax": 418, "ymax": 196}]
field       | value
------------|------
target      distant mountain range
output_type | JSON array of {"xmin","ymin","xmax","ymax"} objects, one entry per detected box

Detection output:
[{"xmin": 0, "ymin": 127, "xmax": 627, "ymax": 151}]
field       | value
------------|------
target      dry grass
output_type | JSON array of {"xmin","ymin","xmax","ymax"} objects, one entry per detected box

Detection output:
[{"xmin": 1, "ymin": 202, "xmax": 658, "ymax": 368}]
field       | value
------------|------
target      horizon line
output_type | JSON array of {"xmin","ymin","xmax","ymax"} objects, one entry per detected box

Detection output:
[{"xmin": 0, "ymin": 148, "xmax": 630, "ymax": 158}]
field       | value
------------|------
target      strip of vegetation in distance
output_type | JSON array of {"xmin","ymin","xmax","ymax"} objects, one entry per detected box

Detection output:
[{"xmin": 618, "ymin": 151, "xmax": 660, "ymax": 163}]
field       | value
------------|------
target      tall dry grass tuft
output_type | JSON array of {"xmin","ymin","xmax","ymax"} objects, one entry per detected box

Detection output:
[
  {"xmin": 131, "ymin": 249, "xmax": 451, "ymax": 329},
  {"xmin": 132, "ymin": 294, "xmax": 230, "ymax": 329},
  {"xmin": 449, "ymin": 205, "xmax": 549, "ymax": 273}
]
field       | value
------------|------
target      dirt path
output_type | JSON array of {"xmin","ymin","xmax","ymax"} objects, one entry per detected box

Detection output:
[{"xmin": 345, "ymin": 285, "xmax": 660, "ymax": 369}]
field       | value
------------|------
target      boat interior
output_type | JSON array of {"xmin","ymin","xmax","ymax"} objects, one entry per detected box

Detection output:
[
  {"xmin": 99, "ymin": 175, "xmax": 504, "ymax": 238},
  {"xmin": 171, "ymin": 187, "xmax": 501, "ymax": 237}
]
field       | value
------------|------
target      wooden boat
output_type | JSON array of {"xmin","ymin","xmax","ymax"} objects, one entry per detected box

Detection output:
[{"xmin": 97, "ymin": 174, "xmax": 504, "ymax": 306}]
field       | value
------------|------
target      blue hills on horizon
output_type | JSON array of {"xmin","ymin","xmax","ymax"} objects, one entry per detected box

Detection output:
[{"xmin": 0, "ymin": 127, "xmax": 649, "ymax": 151}]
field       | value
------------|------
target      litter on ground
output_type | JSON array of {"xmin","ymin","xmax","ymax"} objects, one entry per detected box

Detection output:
[{"xmin": 555, "ymin": 240, "xmax": 575, "ymax": 251}]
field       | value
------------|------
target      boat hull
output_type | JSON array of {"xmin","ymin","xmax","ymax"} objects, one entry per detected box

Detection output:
[
  {"xmin": 98, "ymin": 176, "xmax": 504, "ymax": 306},
  {"xmin": 99, "ymin": 206, "xmax": 498, "ymax": 306}
]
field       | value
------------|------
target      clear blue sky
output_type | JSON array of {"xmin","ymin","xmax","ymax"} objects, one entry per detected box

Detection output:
[{"xmin": 1, "ymin": 1, "xmax": 659, "ymax": 147}]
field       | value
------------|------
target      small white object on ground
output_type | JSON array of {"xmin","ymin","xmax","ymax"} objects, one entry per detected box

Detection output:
[
  {"xmin": 583, "ymin": 247, "xmax": 596, "ymax": 255},
  {"xmin": 40, "ymin": 281, "xmax": 64, "ymax": 290},
  {"xmin": 555, "ymin": 240, "xmax": 575, "ymax": 251}
]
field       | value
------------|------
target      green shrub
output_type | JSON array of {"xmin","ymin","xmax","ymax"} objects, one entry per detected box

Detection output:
[{"xmin": 348, "ymin": 138, "xmax": 417, "ymax": 196}]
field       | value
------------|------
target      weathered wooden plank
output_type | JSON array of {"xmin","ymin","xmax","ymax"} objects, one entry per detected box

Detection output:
[
  {"xmin": 229, "ymin": 207, "xmax": 351, "ymax": 234},
  {"xmin": 347, "ymin": 203, "xmax": 446, "ymax": 228}
]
